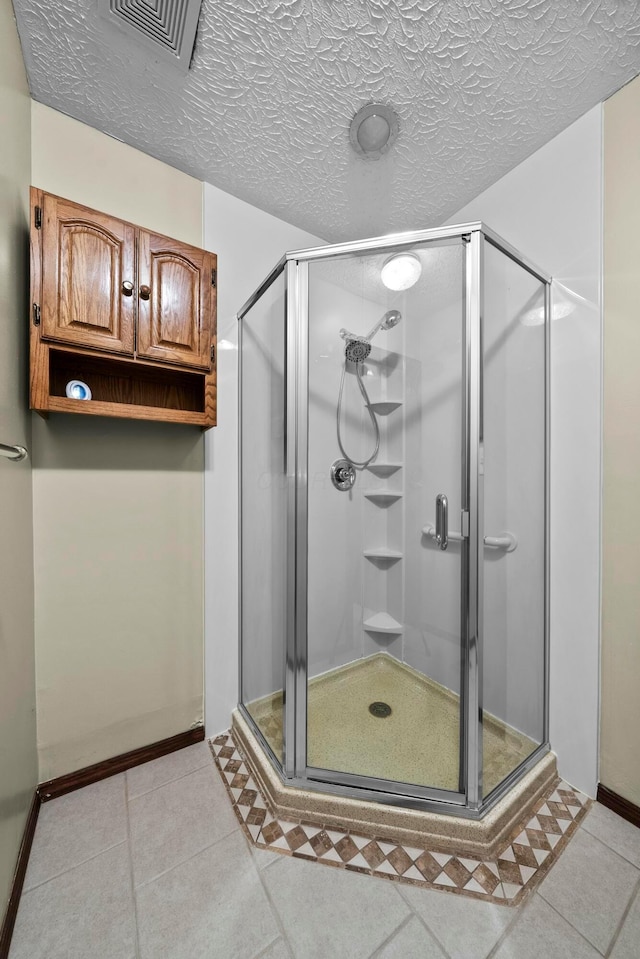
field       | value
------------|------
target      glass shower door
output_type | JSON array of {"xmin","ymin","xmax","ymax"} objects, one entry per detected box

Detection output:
[
  {"xmin": 239, "ymin": 270, "xmax": 287, "ymax": 767},
  {"xmin": 302, "ymin": 240, "xmax": 468, "ymax": 800},
  {"xmin": 480, "ymin": 240, "xmax": 547, "ymax": 798}
]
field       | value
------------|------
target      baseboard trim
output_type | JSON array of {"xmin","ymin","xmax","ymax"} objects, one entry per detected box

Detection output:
[
  {"xmin": 597, "ymin": 783, "xmax": 640, "ymax": 829},
  {"xmin": 0, "ymin": 791, "xmax": 40, "ymax": 959},
  {"xmin": 38, "ymin": 726, "xmax": 206, "ymax": 802}
]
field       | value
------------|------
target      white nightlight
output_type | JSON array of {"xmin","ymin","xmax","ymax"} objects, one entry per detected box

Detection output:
[{"xmin": 349, "ymin": 104, "xmax": 399, "ymax": 159}]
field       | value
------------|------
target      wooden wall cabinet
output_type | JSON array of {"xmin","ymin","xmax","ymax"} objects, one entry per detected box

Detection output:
[{"xmin": 30, "ymin": 189, "xmax": 217, "ymax": 429}]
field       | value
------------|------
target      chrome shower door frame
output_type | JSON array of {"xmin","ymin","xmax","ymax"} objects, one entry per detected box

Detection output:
[
  {"xmin": 286, "ymin": 225, "xmax": 475, "ymax": 810},
  {"xmin": 237, "ymin": 222, "xmax": 551, "ymax": 819},
  {"xmin": 285, "ymin": 258, "xmax": 308, "ymax": 780},
  {"xmin": 464, "ymin": 229, "xmax": 483, "ymax": 811}
]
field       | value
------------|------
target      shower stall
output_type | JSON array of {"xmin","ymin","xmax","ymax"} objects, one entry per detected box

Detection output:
[{"xmin": 238, "ymin": 223, "xmax": 550, "ymax": 817}]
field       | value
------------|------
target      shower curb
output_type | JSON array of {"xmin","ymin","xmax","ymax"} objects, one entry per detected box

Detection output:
[
  {"xmin": 232, "ymin": 706, "xmax": 558, "ymax": 859},
  {"xmin": 209, "ymin": 729, "xmax": 591, "ymax": 907}
]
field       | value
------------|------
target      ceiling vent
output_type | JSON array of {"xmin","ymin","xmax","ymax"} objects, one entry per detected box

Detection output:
[{"xmin": 100, "ymin": 0, "xmax": 203, "ymax": 72}]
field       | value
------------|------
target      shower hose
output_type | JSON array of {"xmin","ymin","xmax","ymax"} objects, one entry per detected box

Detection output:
[{"xmin": 336, "ymin": 358, "xmax": 379, "ymax": 469}]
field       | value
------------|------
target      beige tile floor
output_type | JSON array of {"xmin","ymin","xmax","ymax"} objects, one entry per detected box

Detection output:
[{"xmin": 9, "ymin": 741, "xmax": 640, "ymax": 959}]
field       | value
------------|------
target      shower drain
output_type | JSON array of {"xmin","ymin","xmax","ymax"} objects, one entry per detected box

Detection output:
[{"xmin": 369, "ymin": 701, "xmax": 392, "ymax": 718}]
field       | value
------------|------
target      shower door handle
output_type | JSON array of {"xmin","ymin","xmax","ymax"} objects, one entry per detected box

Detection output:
[{"xmin": 435, "ymin": 493, "xmax": 448, "ymax": 550}]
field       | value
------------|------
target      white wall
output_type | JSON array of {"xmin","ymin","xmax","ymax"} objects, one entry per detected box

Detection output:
[
  {"xmin": 447, "ymin": 106, "xmax": 602, "ymax": 797},
  {"xmin": 203, "ymin": 182, "xmax": 322, "ymax": 735}
]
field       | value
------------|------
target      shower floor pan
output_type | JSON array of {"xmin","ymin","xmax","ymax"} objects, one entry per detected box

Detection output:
[
  {"xmin": 238, "ymin": 653, "xmax": 557, "ymax": 858},
  {"xmin": 247, "ymin": 653, "xmax": 536, "ymax": 795}
]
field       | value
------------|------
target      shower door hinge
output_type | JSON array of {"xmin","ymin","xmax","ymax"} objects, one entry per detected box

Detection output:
[
  {"xmin": 34, "ymin": 205, "xmax": 42, "ymax": 229},
  {"xmin": 211, "ymin": 268, "xmax": 217, "ymax": 287},
  {"xmin": 32, "ymin": 303, "xmax": 41, "ymax": 326},
  {"xmin": 461, "ymin": 510, "xmax": 470, "ymax": 538}
]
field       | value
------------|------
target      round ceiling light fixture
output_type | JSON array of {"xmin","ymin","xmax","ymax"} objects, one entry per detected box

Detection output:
[
  {"xmin": 349, "ymin": 103, "xmax": 399, "ymax": 159},
  {"xmin": 380, "ymin": 252, "xmax": 422, "ymax": 291}
]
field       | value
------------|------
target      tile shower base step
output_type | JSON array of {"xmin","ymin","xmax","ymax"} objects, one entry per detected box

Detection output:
[{"xmin": 211, "ymin": 725, "xmax": 590, "ymax": 907}]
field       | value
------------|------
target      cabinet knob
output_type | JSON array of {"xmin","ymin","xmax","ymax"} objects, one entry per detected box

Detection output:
[
  {"xmin": 121, "ymin": 280, "xmax": 134, "ymax": 296},
  {"xmin": 139, "ymin": 285, "xmax": 151, "ymax": 301}
]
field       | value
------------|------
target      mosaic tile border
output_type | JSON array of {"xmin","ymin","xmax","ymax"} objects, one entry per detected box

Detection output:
[{"xmin": 209, "ymin": 732, "xmax": 591, "ymax": 906}]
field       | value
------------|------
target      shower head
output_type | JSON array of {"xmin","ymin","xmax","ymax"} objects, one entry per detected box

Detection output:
[
  {"xmin": 339, "ymin": 309, "xmax": 402, "ymax": 353},
  {"xmin": 344, "ymin": 339, "xmax": 372, "ymax": 363},
  {"xmin": 380, "ymin": 309, "xmax": 401, "ymax": 331}
]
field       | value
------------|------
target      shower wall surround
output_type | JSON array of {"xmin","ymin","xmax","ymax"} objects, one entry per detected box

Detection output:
[{"xmin": 307, "ymin": 274, "xmax": 394, "ymax": 677}]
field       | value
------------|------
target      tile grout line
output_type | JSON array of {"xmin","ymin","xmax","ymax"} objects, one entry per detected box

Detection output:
[
  {"xmin": 124, "ymin": 772, "xmax": 143, "ymax": 959},
  {"xmin": 535, "ymin": 889, "xmax": 619, "ymax": 957},
  {"xmin": 258, "ymin": 853, "xmax": 283, "ymax": 874},
  {"xmin": 485, "ymin": 890, "xmax": 544, "ymax": 959},
  {"xmin": 394, "ymin": 883, "xmax": 455, "ymax": 959},
  {"xmin": 367, "ymin": 913, "xmax": 419, "ymax": 959},
  {"xmin": 579, "ymin": 814, "xmax": 640, "ymax": 872},
  {"xmin": 21, "ymin": 838, "xmax": 129, "ymax": 895},
  {"xmin": 251, "ymin": 851, "xmax": 298, "ymax": 959},
  {"xmin": 251, "ymin": 936, "xmax": 291, "ymax": 959},
  {"xmin": 535, "ymin": 817, "xmax": 640, "ymax": 953},
  {"xmin": 133, "ymin": 822, "xmax": 241, "ymax": 891},
  {"xmin": 604, "ymin": 874, "xmax": 640, "ymax": 959},
  {"xmin": 127, "ymin": 753, "xmax": 214, "ymax": 802}
]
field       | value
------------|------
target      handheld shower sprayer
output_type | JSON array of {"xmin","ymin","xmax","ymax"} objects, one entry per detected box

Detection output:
[{"xmin": 333, "ymin": 309, "xmax": 403, "ymax": 481}]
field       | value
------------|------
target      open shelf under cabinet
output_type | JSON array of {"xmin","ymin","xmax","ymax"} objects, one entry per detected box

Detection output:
[{"xmin": 34, "ymin": 347, "xmax": 216, "ymax": 429}]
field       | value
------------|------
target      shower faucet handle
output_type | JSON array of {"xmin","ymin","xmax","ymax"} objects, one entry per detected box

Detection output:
[{"xmin": 435, "ymin": 493, "xmax": 449, "ymax": 550}]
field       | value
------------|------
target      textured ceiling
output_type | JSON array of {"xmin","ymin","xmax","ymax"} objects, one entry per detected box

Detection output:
[{"xmin": 13, "ymin": 0, "xmax": 640, "ymax": 241}]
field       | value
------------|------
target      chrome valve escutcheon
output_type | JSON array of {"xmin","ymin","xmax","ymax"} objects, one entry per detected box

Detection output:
[{"xmin": 331, "ymin": 459, "xmax": 356, "ymax": 491}]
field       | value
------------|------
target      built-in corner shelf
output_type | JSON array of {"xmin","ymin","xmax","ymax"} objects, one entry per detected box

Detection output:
[
  {"xmin": 364, "ymin": 491, "xmax": 403, "ymax": 505},
  {"xmin": 366, "ymin": 462, "xmax": 402, "ymax": 477},
  {"xmin": 363, "ymin": 612, "xmax": 404, "ymax": 635},
  {"xmin": 363, "ymin": 548, "xmax": 403, "ymax": 565},
  {"xmin": 369, "ymin": 401, "xmax": 402, "ymax": 416}
]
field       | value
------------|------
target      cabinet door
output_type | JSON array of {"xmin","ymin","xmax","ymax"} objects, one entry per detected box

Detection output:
[
  {"xmin": 137, "ymin": 231, "xmax": 214, "ymax": 369},
  {"xmin": 41, "ymin": 194, "xmax": 135, "ymax": 354}
]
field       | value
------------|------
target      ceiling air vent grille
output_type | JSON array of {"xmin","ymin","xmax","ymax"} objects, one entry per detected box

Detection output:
[{"xmin": 101, "ymin": 0, "xmax": 203, "ymax": 72}]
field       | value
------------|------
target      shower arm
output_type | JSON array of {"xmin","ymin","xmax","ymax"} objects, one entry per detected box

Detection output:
[
  {"xmin": 338, "ymin": 320, "xmax": 383, "ymax": 343},
  {"xmin": 339, "ymin": 327, "xmax": 368, "ymax": 344},
  {"xmin": 363, "ymin": 316, "xmax": 387, "ymax": 341},
  {"xmin": 340, "ymin": 310, "xmax": 401, "ymax": 345}
]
